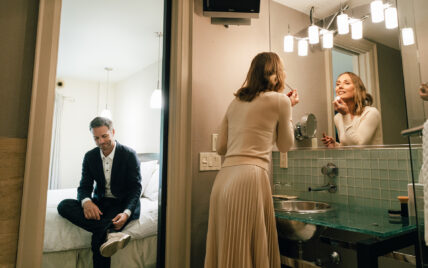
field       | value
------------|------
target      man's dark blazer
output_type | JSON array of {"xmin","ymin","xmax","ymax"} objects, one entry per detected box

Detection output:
[{"xmin": 77, "ymin": 141, "xmax": 142, "ymax": 221}]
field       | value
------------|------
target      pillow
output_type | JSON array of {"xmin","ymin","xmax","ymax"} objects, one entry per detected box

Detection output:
[
  {"xmin": 140, "ymin": 160, "xmax": 158, "ymax": 196},
  {"xmin": 143, "ymin": 164, "xmax": 159, "ymax": 201}
]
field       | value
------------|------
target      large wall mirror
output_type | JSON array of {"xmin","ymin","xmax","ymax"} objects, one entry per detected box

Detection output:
[
  {"xmin": 43, "ymin": 0, "xmax": 166, "ymax": 267},
  {"xmin": 269, "ymin": 0, "xmax": 427, "ymax": 149}
]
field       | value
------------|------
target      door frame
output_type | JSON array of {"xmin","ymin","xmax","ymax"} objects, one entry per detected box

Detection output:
[{"xmin": 15, "ymin": 0, "xmax": 193, "ymax": 267}]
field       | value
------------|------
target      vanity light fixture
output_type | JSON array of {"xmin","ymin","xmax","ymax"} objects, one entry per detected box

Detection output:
[
  {"xmin": 321, "ymin": 30, "xmax": 333, "ymax": 49},
  {"xmin": 150, "ymin": 32, "xmax": 163, "ymax": 109},
  {"xmin": 337, "ymin": 13, "xmax": 349, "ymax": 35},
  {"xmin": 370, "ymin": 0, "xmax": 384, "ymax": 23},
  {"xmin": 284, "ymin": 34, "xmax": 294, "ymax": 52},
  {"xmin": 298, "ymin": 39, "xmax": 308, "ymax": 56},
  {"xmin": 384, "ymin": 6, "xmax": 398, "ymax": 29},
  {"xmin": 100, "ymin": 67, "xmax": 113, "ymax": 119},
  {"xmin": 350, "ymin": 19, "xmax": 363, "ymax": 40},
  {"xmin": 401, "ymin": 27, "xmax": 415, "ymax": 46},
  {"xmin": 308, "ymin": 25, "xmax": 319, "ymax": 44}
]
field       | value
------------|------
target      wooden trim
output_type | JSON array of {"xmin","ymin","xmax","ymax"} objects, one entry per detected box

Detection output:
[
  {"xmin": 16, "ymin": 0, "xmax": 62, "ymax": 267},
  {"xmin": 0, "ymin": 137, "xmax": 26, "ymax": 267},
  {"xmin": 165, "ymin": 0, "xmax": 193, "ymax": 267}
]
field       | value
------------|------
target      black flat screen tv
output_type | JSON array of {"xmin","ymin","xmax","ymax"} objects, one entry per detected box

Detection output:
[{"xmin": 203, "ymin": 0, "xmax": 260, "ymax": 18}]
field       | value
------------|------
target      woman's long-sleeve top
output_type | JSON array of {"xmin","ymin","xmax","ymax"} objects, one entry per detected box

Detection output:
[
  {"xmin": 216, "ymin": 91, "xmax": 294, "ymax": 171},
  {"xmin": 334, "ymin": 106, "xmax": 383, "ymax": 146}
]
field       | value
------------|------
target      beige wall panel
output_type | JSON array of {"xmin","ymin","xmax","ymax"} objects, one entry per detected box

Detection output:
[{"xmin": 0, "ymin": 137, "xmax": 26, "ymax": 268}]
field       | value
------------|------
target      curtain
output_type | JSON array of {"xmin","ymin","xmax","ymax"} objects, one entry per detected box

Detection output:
[{"xmin": 48, "ymin": 93, "xmax": 65, "ymax": 189}]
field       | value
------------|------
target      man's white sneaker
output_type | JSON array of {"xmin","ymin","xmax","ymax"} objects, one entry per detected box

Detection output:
[{"xmin": 99, "ymin": 232, "xmax": 131, "ymax": 257}]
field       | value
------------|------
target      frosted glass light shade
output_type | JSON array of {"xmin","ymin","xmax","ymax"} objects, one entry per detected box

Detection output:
[
  {"xmin": 100, "ymin": 109, "xmax": 112, "ymax": 119},
  {"xmin": 401, "ymin": 27, "xmax": 415, "ymax": 46},
  {"xmin": 308, "ymin": 25, "xmax": 319, "ymax": 44},
  {"xmin": 322, "ymin": 31, "xmax": 333, "ymax": 48},
  {"xmin": 371, "ymin": 0, "xmax": 384, "ymax": 23},
  {"xmin": 385, "ymin": 7, "xmax": 398, "ymax": 29},
  {"xmin": 337, "ymin": 13, "xmax": 349, "ymax": 35},
  {"xmin": 351, "ymin": 20, "xmax": 363, "ymax": 39},
  {"xmin": 150, "ymin": 89, "xmax": 162, "ymax": 109},
  {"xmin": 284, "ymin": 35, "xmax": 294, "ymax": 52},
  {"xmin": 298, "ymin": 39, "xmax": 308, "ymax": 56}
]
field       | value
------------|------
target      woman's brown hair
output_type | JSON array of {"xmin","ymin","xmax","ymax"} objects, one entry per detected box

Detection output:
[
  {"xmin": 235, "ymin": 52, "xmax": 285, "ymax": 102},
  {"xmin": 339, "ymin": 72, "xmax": 373, "ymax": 115}
]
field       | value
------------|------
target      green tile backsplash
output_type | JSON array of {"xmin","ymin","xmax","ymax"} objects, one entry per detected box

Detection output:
[{"xmin": 272, "ymin": 146, "xmax": 423, "ymax": 211}]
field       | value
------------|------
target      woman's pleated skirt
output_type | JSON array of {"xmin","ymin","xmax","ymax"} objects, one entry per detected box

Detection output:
[{"xmin": 204, "ymin": 164, "xmax": 280, "ymax": 268}]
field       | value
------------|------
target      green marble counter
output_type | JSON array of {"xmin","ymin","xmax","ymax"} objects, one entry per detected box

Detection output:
[{"xmin": 275, "ymin": 202, "xmax": 417, "ymax": 238}]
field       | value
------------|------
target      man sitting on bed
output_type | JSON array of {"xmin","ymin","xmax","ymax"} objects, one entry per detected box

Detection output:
[{"xmin": 58, "ymin": 116, "xmax": 142, "ymax": 268}]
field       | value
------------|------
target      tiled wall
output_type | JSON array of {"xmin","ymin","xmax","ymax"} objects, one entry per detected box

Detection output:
[{"xmin": 272, "ymin": 146, "xmax": 423, "ymax": 211}]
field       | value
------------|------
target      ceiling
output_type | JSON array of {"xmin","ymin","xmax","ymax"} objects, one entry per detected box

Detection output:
[
  {"xmin": 56, "ymin": 0, "xmax": 164, "ymax": 82},
  {"xmin": 57, "ymin": 0, "xmax": 399, "ymax": 82},
  {"xmin": 274, "ymin": 0, "xmax": 400, "ymax": 50}
]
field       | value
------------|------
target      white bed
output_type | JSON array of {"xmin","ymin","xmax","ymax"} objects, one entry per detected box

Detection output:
[{"xmin": 43, "ymin": 158, "xmax": 160, "ymax": 268}]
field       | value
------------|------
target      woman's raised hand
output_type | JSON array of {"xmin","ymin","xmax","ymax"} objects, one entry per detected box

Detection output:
[
  {"xmin": 287, "ymin": 89, "xmax": 299, "ymax": 107},
  {"xmin": 419, "ymin": 83, "xmax": 428, "ymax": 101},
  {"xmin": 321, "ymin": 132, "xmax": 336, "ymax": 148},
  {"xmin": 333, "ymin": 97, "xmax": 349, "ymax": 115}
]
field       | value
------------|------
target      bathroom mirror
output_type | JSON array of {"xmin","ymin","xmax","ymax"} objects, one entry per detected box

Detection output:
[
  {"xmin": 270, "ymin": 0, "xmax": 426, "ymax": 149},
  {"xmin": 294, "ymin": 113, "xmax": 317, "ymax": 141}
]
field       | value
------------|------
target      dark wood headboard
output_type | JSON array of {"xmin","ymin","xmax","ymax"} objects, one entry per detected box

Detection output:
[{"xmin": 137, "ymin": 153, "xmax": 160, "ymax": 162}]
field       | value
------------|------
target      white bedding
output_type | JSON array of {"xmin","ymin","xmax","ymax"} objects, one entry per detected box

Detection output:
[{"xmin": 44, "ymin": 188, "xmax": 158, "ymax": 252}]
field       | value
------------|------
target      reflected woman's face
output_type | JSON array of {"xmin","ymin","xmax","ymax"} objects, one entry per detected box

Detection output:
[{"xmin": 335, "ymin": 74, "xmax": 355, "ymax": 101}]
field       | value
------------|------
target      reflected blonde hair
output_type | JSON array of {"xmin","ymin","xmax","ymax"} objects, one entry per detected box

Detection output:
[
  {"xmin": 235, "ymin": 52, "xmax": 285, "ymax": 102},
  {"xmin": 338, "ymin": 72, "xmax": 373, "ymax": 116}
]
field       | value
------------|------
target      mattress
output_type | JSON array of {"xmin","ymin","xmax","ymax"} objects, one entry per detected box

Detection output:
[{"xmin": 43, "ymin": 188, "xmax": 158, "ymax": 252}]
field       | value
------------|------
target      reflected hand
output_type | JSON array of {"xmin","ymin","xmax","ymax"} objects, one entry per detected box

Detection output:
[
  {"xmin": 419, "ymin": 83, "xmax": 428, "ymax": 101},
  {"xmin": 112, "ymin": 213, "xmax": 129, "ymax": 231},
  {"xmin": 83, "ymin": 200, "xmax": 103, "ymax": 220},
  {"xmin": 322, "ymin": 132, "xmax": 336, "ymax": 148},
  {"xmin": 333, "ymin": 98, "xmax": 349, "ymax": 115},
  {"xmin": 287, "ymin": 89, "xmax": 299, "ymax": 107}
]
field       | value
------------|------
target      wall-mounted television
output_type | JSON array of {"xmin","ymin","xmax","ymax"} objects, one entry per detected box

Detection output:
[{"xmin": 203, "ymin": 0, "xmax": 260, "ymax": 18}]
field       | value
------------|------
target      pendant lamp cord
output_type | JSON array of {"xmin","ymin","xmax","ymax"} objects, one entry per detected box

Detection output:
[{"xmin": 156, "ymin": 32, "xmax": 163, "ymax": 89}]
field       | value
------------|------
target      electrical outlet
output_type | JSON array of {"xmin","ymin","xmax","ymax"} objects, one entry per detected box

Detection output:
[
  {"xmin": 280, "ymin": 152, "xmax": 288, "ymax": 168},
  {"xmin": 200, "ymin": 152, "xmax": 221, "ymax": 171},
  {"xmin": 212, "ymin": 134, "xmax": 218, "ymax": 151}
]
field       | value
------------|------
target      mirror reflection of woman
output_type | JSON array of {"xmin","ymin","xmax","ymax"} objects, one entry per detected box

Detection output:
[
  {"xmin": 204, "ymin": 52, "xmax": 298, "ymax": 268},
  {"xmin": 322, "ymin": 72, "xmax": 382, "ymax": 147}
]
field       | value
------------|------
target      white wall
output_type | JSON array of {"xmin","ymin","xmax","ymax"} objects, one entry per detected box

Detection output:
[
  {"xmin": 55, "ymin": 63, "xmax": 161, "ymax": 188},
  {"xmin": 113, "ymin": 62, "xmax": 161, "ymax": 153},
  {"xmin": 56, "ymin": 78, "xmax": 101, "ymax": 188}
]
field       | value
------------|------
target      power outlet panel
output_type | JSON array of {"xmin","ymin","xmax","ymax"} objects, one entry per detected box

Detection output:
[
  {"xmin": 212, "ymin": 133, "xmax": 218, "ymax": 151},
  {"xmin": 200, "ymin": 152, "xmax": 221, "ymax": 171},
  {"xmin": 280, "ymin": 152, "xmax": 288, "ymax": 168}
]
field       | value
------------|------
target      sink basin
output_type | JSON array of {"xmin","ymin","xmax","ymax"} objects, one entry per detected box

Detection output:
[
  {"xmin": 274, "ymin": 200, "xmax": 331, "ymax": 214},
  {"xmin": 274, "ymin": 200, "xmax": 331, "ymax": 241}
]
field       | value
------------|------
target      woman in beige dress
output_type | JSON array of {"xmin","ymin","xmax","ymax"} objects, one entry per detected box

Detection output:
[
  {"xmin": 204, "ymin": 52, "xmax": 298, "ymax": 268},
  {"xmin": 322, "ymin": 72, "xmax": 382, "ymax": 147}
]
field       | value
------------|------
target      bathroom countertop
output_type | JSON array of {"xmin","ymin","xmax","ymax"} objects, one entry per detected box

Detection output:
[{"xmin": 275, "ymin": 202, "xmax": 417, "ymax": 238}]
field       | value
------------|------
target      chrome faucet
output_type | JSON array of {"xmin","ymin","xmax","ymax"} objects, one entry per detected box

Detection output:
[
  {"xmin": 308, "ymin": 163, "xmax": 338, "ymax": 193},
  {"xmin": 308, "ymin": 182, "xmax": 337, "ymax": 193}
]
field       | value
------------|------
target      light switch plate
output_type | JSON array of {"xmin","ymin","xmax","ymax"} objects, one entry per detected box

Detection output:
[
  {"xmin": 200, "ymin": 152, "xmax": 221, "ymax": 171},
  {"xmin": 280, "ymin": 152, "xmax": 288, "ymax": 168},
  {"xmin": 212, "ymin": 134, "xmax": 218, "ymax": 152}
]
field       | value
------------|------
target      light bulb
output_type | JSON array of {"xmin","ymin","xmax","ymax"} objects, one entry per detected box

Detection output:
[
  {"xmin": 322, "ymin": 31, "xmax": 333, "ymax": 49},
  {"xmin": 308, "ymin": 25, "xmax": 319, "ymax": 44},
  {"xmin": 298, "ymin": 39, "xmax": 308, "ymax": 56},
  {"xmin": 284, "ymin": 35, "xmax": 294, "ymax": 52},
  {"xmin": 371, "ymin": 0, "xmax": 384, "ymax": 23},
  {"xmin": 401, "ymin": 27, "xmax": 415, "ymax": 46},
  {"xmin": 385, "ymin": 7, "xmax": 398, "ymax": 29},
  {"xmin": 150, "ymin": 89, "xmax": 162, "ymax": 109},
  {"xmin": 351, "ymin": 20, "xmax": 363, "ymax": 39},
  {"xmin": 100, "ymin": 109, "xmax": 112, "ymax": 119},
  {"xmin": 337, "ymin": 13, "xmax": 349, "ymax": 35}
]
